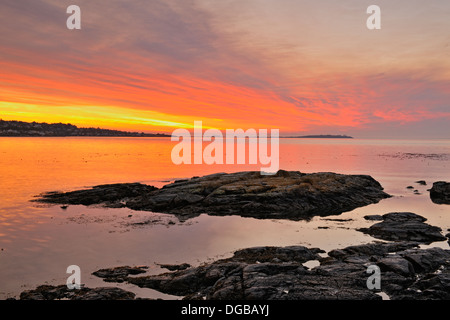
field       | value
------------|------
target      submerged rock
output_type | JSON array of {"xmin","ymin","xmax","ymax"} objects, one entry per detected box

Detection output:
[
  {"xmin": 35, "ymin": 170, "xmax": 391, "ymax": 221},
  {"xmin": 430, "ymin": 181, "xmax": 450, "ymax": 204},
  {"xmin": 357, "ymin": 212, "xmax": 446, "ymax": 244}
]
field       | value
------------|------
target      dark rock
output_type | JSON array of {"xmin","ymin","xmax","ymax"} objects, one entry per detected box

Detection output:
[
  {"xmin": 377, "ymin": 256, "xmax": 415, "ymax": 277},
  {"xmin": 408, "ymin": 267, "xmax": 450, "ymax": 299},
  {"xmin": 36, "ymin": 183, "xmax": 157, "ymax": 206},
  {"xmin": 158, "ymin": 263, "xmax": 191, "ymax": 271},
  {"xmin": 20, "ymin": 285, "xmax": 136, "ymax": 300},
  {"xmin": 364, "ymin": 215, "xmax": 384, "ymax": 221},
  {"xmin": 35, "ymin": 170, "xmax": 391, "ymax": 221},
  {"xmin": 123, "ymin": 245, "xmax": 381, "ymax": 300},
  {"xmin": 92, "ymin": 266, "xmax": 148, "ymax": 283},
  {"xmin": 115, "ymin": 242, "xmax": 450, "ymax": 300},
  {"xmin": 400, "ymin": 247, "xmax": 450, "ymax": 273},
  {"xmin": 357, "ymin": 212, "xmax": 446, "ymax": 244},
  {"xmin": 416, "ymin": 180, "xmax": 427, "ymax": 186},
  {"xmin": 327, "ymin": 241, "xmax": 419, "ymax": 260},
  {"xmin": 406, "ymin": 186, "xmax": 414, "ymax": 189},
  {"xmin": 430, "ymin": 181, "xmax": 450, "ymax": 204},
  {"xmin": 231, "ymin": 246, "xmax": 325, "ymax": 263},
  {"xmin": 24, "ymin": 242, "xmax": 450, "ymax": 300},
  {"xmin": 125, "ymin": 246, "xmax": 325, "ymax": 298}
]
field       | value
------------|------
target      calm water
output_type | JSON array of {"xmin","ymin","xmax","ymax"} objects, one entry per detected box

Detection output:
[{"xmin": 1, "ymin": 137, "xmax": 450, "ymax": 299}]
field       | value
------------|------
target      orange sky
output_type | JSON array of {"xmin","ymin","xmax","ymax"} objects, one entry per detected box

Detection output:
[{"xmin": 1, "ymin": 0, "xmax": 449, "ymax": 137}]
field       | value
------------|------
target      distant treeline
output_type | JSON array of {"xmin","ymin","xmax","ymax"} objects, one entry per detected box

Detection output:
[{"xmin": 0, "ymin": 120, "xmax": 170, "ymax": 137}]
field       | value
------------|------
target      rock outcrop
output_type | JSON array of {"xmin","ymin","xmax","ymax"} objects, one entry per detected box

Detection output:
[
  {"xmin": 92, "ymin": 265, "xmax": 148, "ymax": 283},
  {"xmin": 430, "ymin": 181, "xmax": 450, "ymax": 204},
  {"xmin": 19, "ymin": 285, "xmax": 136, "ymax": 300},
  {"xmin": 35, "ymin": 170, "xmax": 391, "ymax": 221},
  {"xmin": 88, "ymin": 242, "xmax": 450, "ymax": 300},
  {"xmin": 357, "ymin": 212, "xmax": 447, "ymax": 244},
  {"xmin": 20, "ymin": 213, "xmax": 450, "ymax": 301}
]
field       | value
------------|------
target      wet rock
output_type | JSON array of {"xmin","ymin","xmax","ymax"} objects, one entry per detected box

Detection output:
[
  {"xmin": 231, "ymin": 246, "xmax": 325, "ymax": 263},
  {"xmin": 37, "ymin": 183, "xmax": 157, "ymax": 206},
  {"xmin": 158, "ymin": 263, "xmax": 191, "ymax": 271},
  {"xmin": 400, "ymin": 247, "xmax": 450, "ymax": 273},
  {"xmin": 26, "ymin": 242, "xmax": 450, "ymax": 300},
  {"xmin": 408, "ymin": 267, "xmax": 450, "ymax": 299},
  {"xmin": 124, "ymin": 246, "xmax": 325, "ymax": 298},
  {"xmin": 111, "ymin": 242, "xmax": 450, "ymax": 300},
  {"xmin": 392, "ymin": 249, "xmax": 450, "ymax": 300},
  {"xmin": 377, "ymin": 256, "xmax": 415, "ymax": 277},
  {"xmin": 364, "ymin": 215, "xmax": 384, "ymax": 221},
  {"xmin": 121, "ymin": 245, "xmax": 381, "ymax": 300},
  {"xmin": 19, "ymin": 285, "xmax": 136, "ymax": 300},
  {"xmin": 430, "ymin": 181, "xmax": 450, "ymax": 204},
  {"xmin": 92, "ymin": 265, "xmax": 148, "ymax": 283},
  {"xmin": 357, "ymin": 212, "xmax": 446, "ymax": 244},
  {"xmin": 35, "ymin": 170, "xmax": 391, "ymax": 221},
  {"xmin": 327, "ymin": 241, "xmax": 419, "ymax": 260}
]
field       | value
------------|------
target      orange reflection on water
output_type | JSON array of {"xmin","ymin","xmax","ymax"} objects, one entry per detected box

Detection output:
[{"xmin": 1, "ymin": 137, "xmax": 450, "ymax": 208}]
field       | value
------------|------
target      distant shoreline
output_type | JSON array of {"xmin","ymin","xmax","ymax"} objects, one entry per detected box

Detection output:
[
  {"xmin": 0, "ymin": 119, "xmax": 170, "ymax": 137},
  {"xmin": 0, "ymin": 120, "xmax": 354, "ymax": 138},
  {"xmin": 282, "ymin": 135, "xmax": 353, "ymax": 139}
]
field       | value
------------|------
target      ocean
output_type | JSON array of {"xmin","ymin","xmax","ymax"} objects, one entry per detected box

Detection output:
[{"xmin": 1, "ymin": 137, "xmax": 449, "ymax": 299}]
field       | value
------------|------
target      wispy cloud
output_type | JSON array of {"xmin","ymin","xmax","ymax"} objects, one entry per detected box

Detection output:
[{"xmin": 0, "ymin": 0, "xmax": 449, "ymax": 137}]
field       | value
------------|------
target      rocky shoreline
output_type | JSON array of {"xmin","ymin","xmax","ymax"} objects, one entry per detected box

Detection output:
[
  {"xmin": 35, "ymin": 170, "xmax": 391, "ymax": 221},
  {"xmin": 20, "ymin": 171, "xmax": 450, "ymax": 300},
  {"xmin": 19, "ymin": 211, "xmax": 450, "ymax": 300}
]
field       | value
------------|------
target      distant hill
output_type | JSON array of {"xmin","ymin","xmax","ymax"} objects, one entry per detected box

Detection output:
[
  {"xmin": 283, "ymin": 134, "xmax": 354, "ymax": 139},
  {"xmin": 0, "ymin": 120, "xmax": 170, "ymax": 137}
]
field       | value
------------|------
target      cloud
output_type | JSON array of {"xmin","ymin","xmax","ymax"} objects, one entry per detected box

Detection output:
[{"xmin": 0, "ymin": 0, "xmax": 449, "ymax": 137}]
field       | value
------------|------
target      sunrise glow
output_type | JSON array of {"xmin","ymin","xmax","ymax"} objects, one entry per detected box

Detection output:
[{"xmin": 1, "ymin": 0, "xmax": 449, "ymax": 137}]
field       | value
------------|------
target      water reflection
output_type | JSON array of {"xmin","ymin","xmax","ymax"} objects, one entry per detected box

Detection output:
[{"xmin": 0, "ymin": 137, "xmax": 449, "ymax": 298}]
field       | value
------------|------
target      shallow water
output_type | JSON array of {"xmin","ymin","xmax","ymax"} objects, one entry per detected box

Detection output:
[{"xmin": 0, "ymin": 137, "xmax": 449, "ymax": 299}]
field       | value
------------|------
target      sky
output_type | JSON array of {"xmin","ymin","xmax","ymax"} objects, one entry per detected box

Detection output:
[{"xmin": 0, "ymin": 0, "xmax": 449, "ymax": 138}]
